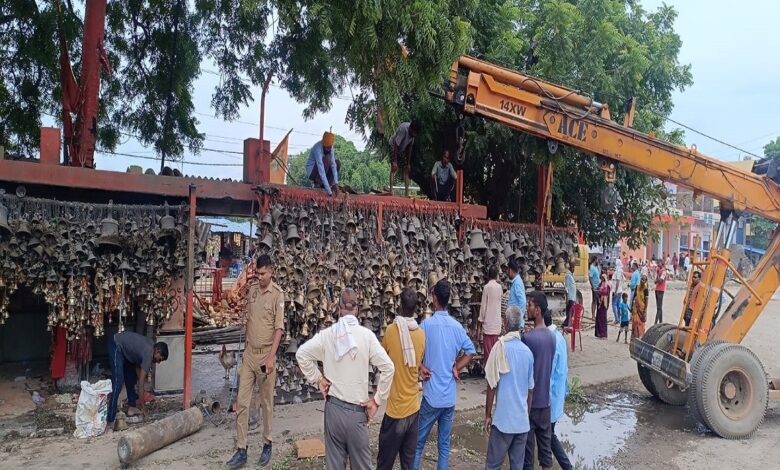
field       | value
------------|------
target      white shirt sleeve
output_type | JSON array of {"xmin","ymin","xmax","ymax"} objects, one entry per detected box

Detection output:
[
  {"xmin": 368, "ymin": 334, "xmax": 395, "ymax": 405},
  {"xmin": 295, "ymin": 332, "xmax": 325, "ymax": 384}
]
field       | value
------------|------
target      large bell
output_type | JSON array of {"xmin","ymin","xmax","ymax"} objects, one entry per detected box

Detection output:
[
  {"xmin": 260, "ymin": 232, "xmax": 273, "ymax": 249},
  {"xmin": 285, "ymin": 224, "xmax": 300, "ymax": 244},
  {"xmin": 468, "ymin": 229, "xmax": 488, "ymax": 252},
  {"xmin": 427, "ymin": 232, "xmax": 441, "ymax": 252},
  {"xmin": 0, "ymin": 201, "xmax": 10, "ymax": 238}
]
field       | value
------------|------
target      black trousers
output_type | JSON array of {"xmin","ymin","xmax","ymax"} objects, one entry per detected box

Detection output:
[
  {"xmin": 551, "ymin": 421, "xmax": 572, "ymax": 470},
  {"xmin": 523, "ymin": 407, "xmax": 552, "ymax": 469},
  {"xmin": 654, "ymin": 290, "xmax": 665, "ymax": 324},
  {"xmin": 434, "ymin": 178, "xmax": 454, "ymax": 201},
  {"xmin": 376, "ymin": 411, "xmax": 419, "ymax": 470}
]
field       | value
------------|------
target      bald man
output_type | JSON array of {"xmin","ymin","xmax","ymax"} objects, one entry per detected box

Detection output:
[{"xmin": 296, "ymin": 289, "xmax": 395, "ymax": 470}]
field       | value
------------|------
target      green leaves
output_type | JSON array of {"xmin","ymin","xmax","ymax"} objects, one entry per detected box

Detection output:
[{"xmin": 407, "ymin": 0, "xmax": 690, "ymax": 247}]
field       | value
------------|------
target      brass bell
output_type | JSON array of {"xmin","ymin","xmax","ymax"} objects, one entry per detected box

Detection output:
[
  {"xmin": 286, "ymin": 224, "xmax": 300, "ymax": 244},
  {"xmin": 305, "ymin": 281, "xmax": 321, "ymax": 300},
  {"xmin": 469, "ymin": 229, "xmax": 487, "ymax": 252},
  {"xmin": 260, "ymin": 232, "xmax": 273, "ymax": 249},
  {"xmin": 427, "ymin": 232, "xmax": 441, "ymax": 252},
  {"xmin": 285, "ymin": 338, "xmax": 298, "ymax": 355},
  {"xmin": 114, "ymin": 411, "xmax": 128, "ymax": 431},
  {"xmin": 301, "ymin": 322, "xmax": 310, "ymax": 337},
  {"xmin": 0, "ymin": 201, "xmax": 11, "ymax": 239}
]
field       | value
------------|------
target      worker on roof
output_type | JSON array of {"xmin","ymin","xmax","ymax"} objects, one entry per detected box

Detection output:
[
  {"xmin": 431, "ymin": 149, "xmax": 457, "ymax": 201},
  {"xmin": 390, "ymin": 121, "xmax": 420, "ymax": 197},
  {"xmin": 306, "ymin": 131, "xmax": 340, "ymax": 196}
]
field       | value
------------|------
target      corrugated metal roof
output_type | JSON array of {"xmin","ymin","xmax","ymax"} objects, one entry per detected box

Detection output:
[{"xmin": 199, "ymin": 217, "xmax": 254, "ymax": 237}]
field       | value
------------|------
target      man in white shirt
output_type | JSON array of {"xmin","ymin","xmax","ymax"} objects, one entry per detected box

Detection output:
[
  {"xmin": 479, "ymin": 265, "xmax": 503, "ymax": 366},
  {"xmin": 296, "ymin": 289, "xmax": 395, "ymax": 470},
  {"xmin": 390, "ymin": 121, "xmax": 419, "ymax": 197}
]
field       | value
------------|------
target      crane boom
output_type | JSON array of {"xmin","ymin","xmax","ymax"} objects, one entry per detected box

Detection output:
[
  {"xmin": 445, "ymin": 55, "xmax": 780, "ymax": 439},
  {"xmin": 446, "ymin": 56, "xmax": 780, "ymax": 222}
]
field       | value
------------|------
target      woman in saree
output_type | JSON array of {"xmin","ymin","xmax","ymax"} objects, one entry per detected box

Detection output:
[
  {"xmin": 632, "ymin": 275, "xmax": 649, "ymax": 338},
  {"xmin": 595, "ymin": 274, "xmax": 610, "ymax": 338}
]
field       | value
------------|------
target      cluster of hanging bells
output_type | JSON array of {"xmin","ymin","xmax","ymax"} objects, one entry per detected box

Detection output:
[{"xmin": 0, "ymin": 195, "xmax": 211, "ymax": 337}]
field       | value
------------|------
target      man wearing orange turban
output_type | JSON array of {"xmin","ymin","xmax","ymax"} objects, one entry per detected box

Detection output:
[{"xmin": 306, "ymin": 131, "xmax": 340, "ymax": 196}]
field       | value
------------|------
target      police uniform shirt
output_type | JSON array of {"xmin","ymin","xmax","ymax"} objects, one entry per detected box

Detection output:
[{"xmin": 246, "ymin": 281, "xmax": 285, "ymax": 350}]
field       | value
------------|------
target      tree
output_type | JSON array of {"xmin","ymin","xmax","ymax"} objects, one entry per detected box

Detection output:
[
  {"xmin": 286, "ymin": 135, "xmax": 389, "ymax": 193},
  {"xmin": 748, "ymin": 137, "xmax": 780, "ymax": 249},
  {"xmin": 1, "ymin": 0, "xmax": 471, "ymax": 162},
  {"xmin": 407, "ymin": 0, "xmax": 691, "ymax": 248},
  {"xmin": 764, "ymin": 137, "xmax": 780, "ymax": 159}
]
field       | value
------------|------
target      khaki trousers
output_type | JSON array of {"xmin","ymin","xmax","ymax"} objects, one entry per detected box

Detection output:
[{"xmin": 235, "ymin": 346, "xmax": 275, "ymax": 449}]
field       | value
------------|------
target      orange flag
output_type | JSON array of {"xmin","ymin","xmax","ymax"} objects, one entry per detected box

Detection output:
[{"xmin": 270, "ymin": 130, "xmax": 292, "ymax": 185}]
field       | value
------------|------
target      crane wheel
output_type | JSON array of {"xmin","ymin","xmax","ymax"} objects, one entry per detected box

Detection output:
[
  {"xmin": 637, "ymin": 323, "xmax": 676, "ymax": 398},
  {"xmin": 649, "ymin": 328, "xmax": 689, "ymax": 406},
  {"xmin": 687, "ymin": 340, "xmax": 728, "ymax": 424},
  {"xmin": 694, "ymin": 343, "xmax": 768, "ymax": 439}
]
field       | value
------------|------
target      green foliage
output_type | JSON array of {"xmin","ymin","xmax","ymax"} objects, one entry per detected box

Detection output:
[
  {"xmin": 566, "ymin": 376, "xmax": 587, "ymax": 405},
  {"xmin": 749, "ymin": 216, "xmax": 775, "ymax": 250},
  {"xmin": 287, "ymin": 135, "xmax": 389, "ymax": 192},
  {"xmin": 409, "ymin": 0, "xmax": 691, "ymax": 247},
  {"xmin": 2, "ymin": 0, "xmax": 471, "ymax": 162},
  {"xmin": 0, "ymin": 1, "xmax": 78, "ymax": 155},
  {"xmin": 764, "ymin": 137, "xmax": 780, "ymax": 159}
]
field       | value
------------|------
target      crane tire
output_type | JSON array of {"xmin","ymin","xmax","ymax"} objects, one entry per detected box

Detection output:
[
  {"xmin": 637, "ymin": 323, "xmax": 676, "ymax": 398},
  {"xmin": 649, "ymin": 328, "xmax": 689, "ymax": 406},
  {"xmin": 687, "ymin": 340, "xmax": 728, "ymax": 425},
  {"xmin": 696, "ymin": 343, "xmax": 768, "ymax": 439}
]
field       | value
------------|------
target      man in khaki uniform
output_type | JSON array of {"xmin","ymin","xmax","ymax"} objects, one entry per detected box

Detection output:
[{"xmin": 226, "ymin": 255, "xmax": 285, "ymax": 469}]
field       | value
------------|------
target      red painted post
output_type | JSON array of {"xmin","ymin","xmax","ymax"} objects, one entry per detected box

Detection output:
[
  {"xmin": 377, "ymin": 203, "xmax": 384, "ymax": 243},
  {"xmin": 72, "ymin": 0, "xmax": 108, "ymax": 168},
  {"xmin": 183, "ymin": 184, "xmax": 196, "ymax": 409},
  {"xmin": 456, "ymin": 170, "xmax": 464, "ymax": 241}
]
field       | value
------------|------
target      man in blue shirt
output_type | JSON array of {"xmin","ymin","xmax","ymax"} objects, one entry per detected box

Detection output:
[
  {"xmin": 588, "ymin": 256, "xmax": 601, "ymax": 320},
  {"xmin": 306, "ymin": 132, "xmax": 340, "ymax": 196},
  {"xmin": 507, "ymin": 259, "xmax": 526, "ymax": 328},
  {"xmin": 545, "ymin": 313, "xmax": 572, "ymax": 470},
  {"xmin": 415, "ymin": 279, "xmax": 476, "ymax": 470},
  {"xmin": 629, "ymin": 262, "xmax": 641, "ymax": 308},
  {"xmin": 484, "ymin": 305, "xmax": 534, "ymax": 470}
]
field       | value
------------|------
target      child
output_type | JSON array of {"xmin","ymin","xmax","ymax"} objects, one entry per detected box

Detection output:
[{"xmin": 616, "ymin": 292, "xmax": 630, "ymax": 344}]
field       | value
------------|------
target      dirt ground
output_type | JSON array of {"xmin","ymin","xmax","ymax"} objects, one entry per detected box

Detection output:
[{"xmin": 2, "ymin": 280, "xmax": 780, "ymax": 469}]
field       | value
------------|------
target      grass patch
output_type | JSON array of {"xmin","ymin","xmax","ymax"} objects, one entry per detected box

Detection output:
[{"xmin": 566, "ymin": 376, "xmax": 587, "ymax": 405}]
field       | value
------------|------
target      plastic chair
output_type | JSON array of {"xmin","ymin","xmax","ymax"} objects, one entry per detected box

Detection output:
[{"xmin": 563, "ymin": 303, "xmax": 584, "ymax": 352}]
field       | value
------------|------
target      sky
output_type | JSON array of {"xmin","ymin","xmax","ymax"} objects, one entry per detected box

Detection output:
[{"xmin": 59, "ymin": 0, "xmax": 780, "ymax": 179}]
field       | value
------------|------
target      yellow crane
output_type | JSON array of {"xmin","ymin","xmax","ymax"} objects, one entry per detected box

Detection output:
[{"xmin": 444, "ymin": 55, "xmax": 780, "ymax": 439}]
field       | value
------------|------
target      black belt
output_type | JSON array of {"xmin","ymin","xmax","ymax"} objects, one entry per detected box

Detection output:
[{"xmin": 326, "ymin": 395, "xmax": 365, "ymax": 412}]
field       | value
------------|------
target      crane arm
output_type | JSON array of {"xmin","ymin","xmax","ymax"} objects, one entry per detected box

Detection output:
[{"xmin": 446, "ymin": 56, "xmax": 780, "ymax": 223}]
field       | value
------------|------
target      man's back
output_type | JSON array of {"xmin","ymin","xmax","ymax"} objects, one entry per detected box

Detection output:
[
  {"xmin": 420, "ymin": 312, "xmax": 475, "ymax": 408},
  {"xmin": 300, "ymin": 322, "xmax": 392, "ymax": 406},
  {"xmin": 522, "ymin": 328, "xmax": 556, "ymax": 409},
  {"xmin": 115, "ymin": 331, "xmax": 154, "ymax": 371},
  {"xmin": 493, "ymin": 339, "xmax": 534, "ymax": 434},
  {"xmin": 382, "ymin": 324, "xmax": 425, "ymax": 419}
]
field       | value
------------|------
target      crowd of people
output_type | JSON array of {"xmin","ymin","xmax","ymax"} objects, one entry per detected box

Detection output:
[
  {"xmin": 577, "ymin": 249, "xmax": 702, "ymax": 344},
  {"xmin": 217, "ymin": 255, "xmax": 572, "ymax": 469}
]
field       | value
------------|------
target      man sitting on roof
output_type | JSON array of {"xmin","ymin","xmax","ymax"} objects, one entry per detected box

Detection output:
[{"xmin": 306, "ymin": 132, "xmax": 340, "ymax": 196}]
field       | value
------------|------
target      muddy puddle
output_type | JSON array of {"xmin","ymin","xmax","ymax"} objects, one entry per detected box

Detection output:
[{"xmin": 452, "ymin": 392, "xmax": 701, "ymax": 469}]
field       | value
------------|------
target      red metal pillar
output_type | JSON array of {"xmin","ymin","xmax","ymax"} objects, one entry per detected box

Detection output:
[
  {"xmin": 377, "ymin": 203, "xmax": 384, "ymax": 243},
  {"xmin": 183, "ymin": 184, "xmax": 196, "ymax": 408},
  {"xmin": 72, "ymin": 0, "xmax": 108, "ymax": 168},
  {"xmin": 456, "ymin": 170, "xmax": 464, "ymax": 241}
]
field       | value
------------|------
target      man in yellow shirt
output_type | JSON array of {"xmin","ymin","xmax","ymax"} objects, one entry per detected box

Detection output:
[{"xmin": 376, "ymin": 288, "xmax": 426, "ymax": 470}]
